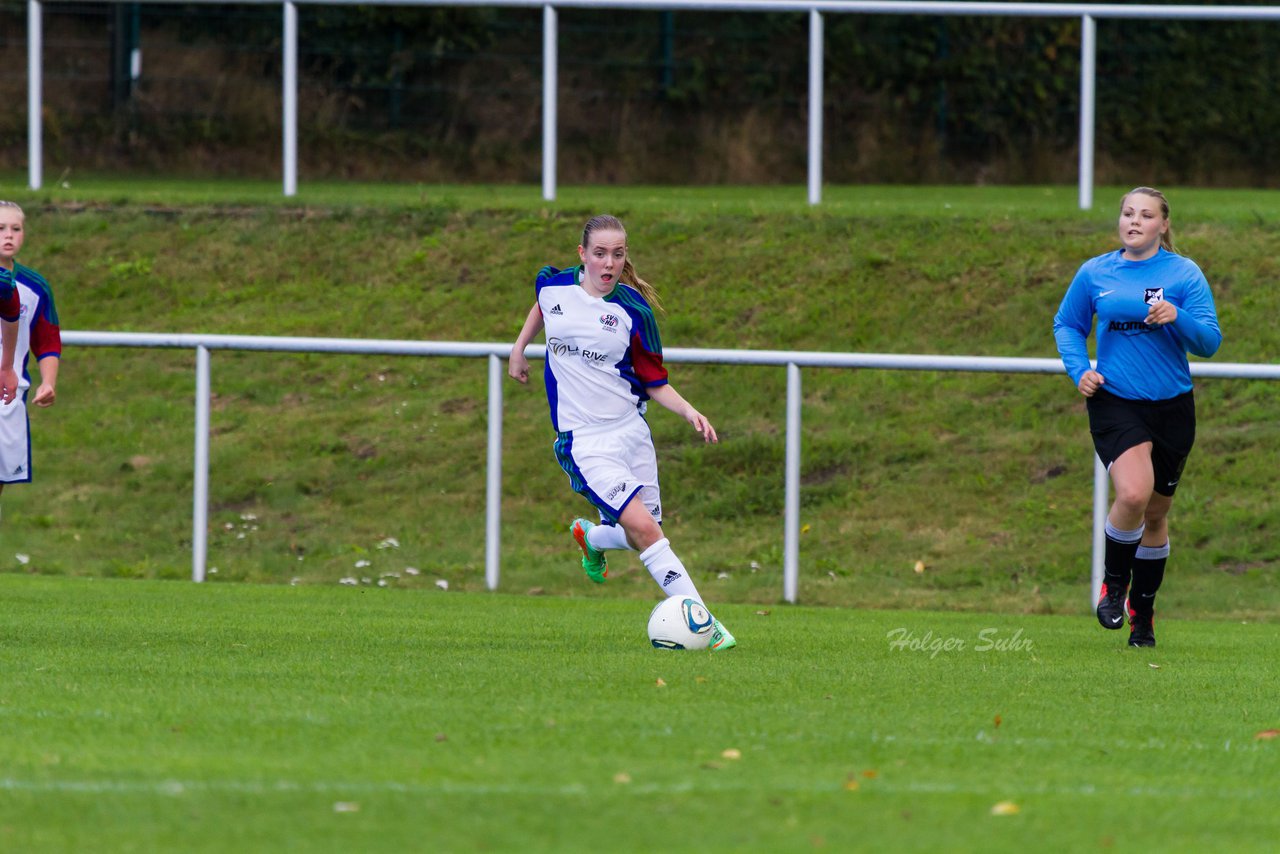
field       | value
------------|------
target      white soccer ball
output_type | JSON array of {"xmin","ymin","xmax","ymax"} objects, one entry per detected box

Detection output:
[{"xmin": 647, "ymin": 596, "xmax": 715, "ymax": 650}]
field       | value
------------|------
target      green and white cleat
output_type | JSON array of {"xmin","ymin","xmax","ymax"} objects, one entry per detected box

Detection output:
[
  {"xmin": 709, "ymin": 618, "xmax": 737, "ymax": 651},
  {"xmin": 571, "ymin": 518, "xmax": 609, "ymax": 583}
]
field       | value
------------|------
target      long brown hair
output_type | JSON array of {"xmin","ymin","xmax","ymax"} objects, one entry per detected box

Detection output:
[
  {"xmin": 581, "ymin": 214, "xmax": 664, "ymax": 313},
  {"xmin": 1122, "ymin": 187, "xmax": 1176, "ymax": 254}
]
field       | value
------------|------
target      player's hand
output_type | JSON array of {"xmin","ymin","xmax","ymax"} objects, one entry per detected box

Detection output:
[
  {"xmin": 508, "ymin": 351, "xmax": 530, "ymax": 384},
  {"xmin": 0, "ymin": 368, "xmax": 17, "ymax": 404},
  {"xmin": 1145, "ymin": 300, "xmax": 1178, "ymax": 326},
  {"xmin": 686, "ymin": 408, "xmax": 718, "ymax": 443},
  {"xmin": 32, "ymin": 383, "xmax": 55, "ymax": 407},
  {"xmin": 1077, "ymin": 369, "xmax": 1104, "ymax": 398}
]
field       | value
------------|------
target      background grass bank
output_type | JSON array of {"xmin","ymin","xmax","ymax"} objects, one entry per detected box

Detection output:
[{"xmin": 0, "ymin": 181, "xmax": 1275, "ymax": 619}]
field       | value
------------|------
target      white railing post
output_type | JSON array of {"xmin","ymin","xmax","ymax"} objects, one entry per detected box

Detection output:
[
  {"xmin": 193, "ymin": 345, "xmax": 211, "ymax": 582},
  {"xmin": 783, "ymin": 362, "xmax": 802, "ymax": 603},
  {"xmin": 1090, "ymin": 453, "xmax": 1108, "ymax": 609},
  {"xmin": 542, "ymin": 4, "xmax": 557, "ymax": 202},
  {"xmin": 485, "ymin": 354, "xmax": 504, "ymax": 590},
  {"xmin": 283, "ymin": 2, "xmax": 298, "ymax": 197},
  {"xmin": 1078, "ymin": 14, "xmax": 1096, "ymax": 211},
  {"xmin": 807, "ymin": 9, "xmax": 823, "ymax": 206},
  {"xmin": 27, "ymin": 0, "xmax": 42, "ymax": 191}
]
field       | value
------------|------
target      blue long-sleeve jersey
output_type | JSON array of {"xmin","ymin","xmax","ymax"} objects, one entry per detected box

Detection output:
[{"xmin": 1053, "ymin": 248, "xmax": 1221, "ymax": 401}]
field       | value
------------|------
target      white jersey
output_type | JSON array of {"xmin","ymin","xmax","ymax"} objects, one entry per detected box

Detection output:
[
  {"xmin": 535, "ymin": 265, "xmax": 668, "ymax": 434},
  {"xmin": 0, "ymin": 263, "xmax": 61, "ymax": 484}
]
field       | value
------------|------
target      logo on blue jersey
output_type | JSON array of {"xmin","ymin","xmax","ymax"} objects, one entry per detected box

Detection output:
[
  {"xmin": 1108, "ymin": 320, "xmax": 1156, "ymax": 336},
  {"xmin": 1143, "ymin": 287, "xmax": 1164, "ymax": 305}
]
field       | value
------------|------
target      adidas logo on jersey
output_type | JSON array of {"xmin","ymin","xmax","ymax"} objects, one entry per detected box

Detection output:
[
  {"xmin": 549, "ymin": 304, "xmax": 563, "ymax": 315},
  {"xmin": 662, "ymin": 570, "xmax": 683, "ymax": 587}
]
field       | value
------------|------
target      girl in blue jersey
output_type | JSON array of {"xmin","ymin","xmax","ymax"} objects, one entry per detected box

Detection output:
[
  {"xmin": 509, "ymin": 214, "xmax": 735, "ymax": 650},
  {"xmin": 0, "ymin": 201, "xmax": 62, "ymax": 522},
  {"xmin": 1053, "ymin": 187, "xmax": 1221, "ymax": 648}
]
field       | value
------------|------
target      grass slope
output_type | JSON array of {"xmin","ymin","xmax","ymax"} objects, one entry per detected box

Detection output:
[
  {"xmin": 0, "ymin": 180, "xmax": 1276, "ymax": 619},
  {"xmin": 1, "ymin": 575, "xmax": 1278, "ymax": 853}
]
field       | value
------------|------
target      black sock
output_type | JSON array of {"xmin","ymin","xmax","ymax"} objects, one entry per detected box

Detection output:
[
  {"xmin": 1130, "ymin": 542, "xmax": 1169, "ymax": 617},
  {"xmin": 1102, "ymin": 522, "xmax": 1144, "ymax": 595}
]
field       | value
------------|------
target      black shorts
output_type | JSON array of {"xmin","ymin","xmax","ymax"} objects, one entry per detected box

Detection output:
[{"xmin": 1086, "ymin": 389, "xmax": 1196, "ymax": 497}]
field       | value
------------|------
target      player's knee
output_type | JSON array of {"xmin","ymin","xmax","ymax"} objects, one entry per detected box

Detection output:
[
  {"xmin": 1144, "ymin": 504, "xmax": 1171, "ymax": 529},
  {"xmin": 1113, "ymin": 483, "xmax": 1152, "ymax": 513},
  {"xmin": 625, "ymin": 518, "xmax": 663, "ymax": 550}
]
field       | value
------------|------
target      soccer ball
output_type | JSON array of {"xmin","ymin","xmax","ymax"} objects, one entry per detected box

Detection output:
[{"xmin": 647, "ymin": 596, "xmax": 714, "ymax": 650}]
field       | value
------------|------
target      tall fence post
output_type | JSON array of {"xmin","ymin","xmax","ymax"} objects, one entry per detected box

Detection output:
[
  {"xmin": 542, "ymin": 4, "xmax": 557, "ymax": 202},
  {"xmin": 783, "ymin": 362, "xmax": 802, "ymax": 603},
  {"xmin": 807, "ymin": 9, "xmax": 823, "ymax": 206},
  {"xmin": 193, "ymin": 345, "xmax": 211, "ymax": 582},
  {"xmin": 485, "ymin": 354, "xmax": 504, "ymax": 590},
  {"xmin": 27, "ymin": 0, "xmax": 42, "ymax": 191},
  {"xmin": 283, "ymin": 1, "xmax": 298, "ymax": 197},
  {"xmin": 1078, "ymin": 14, "xmax": 1096, "ymax": 211}
]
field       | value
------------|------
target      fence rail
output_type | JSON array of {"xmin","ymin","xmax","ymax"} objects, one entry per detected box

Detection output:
[
  {"xmin": 62, "ymin": 330, "xmax": 1280, "ymax": 606},
  {"xmin": 24, "ymin": 0, "xmax": 1280, "ymax": 207}
]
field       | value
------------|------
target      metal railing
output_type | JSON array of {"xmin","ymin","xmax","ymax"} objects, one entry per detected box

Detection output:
[
  {"xmin": 61, "ymin": 330, "xmax": 1280, "ymax": 605},
  {"xmin": 24, "ymin": 1, "xmax": 1280, "ymax": 208}
]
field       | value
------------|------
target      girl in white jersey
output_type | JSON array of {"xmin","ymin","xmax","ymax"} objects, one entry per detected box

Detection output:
[
  {"xmin": 0, "ymin": 201, "xmax": 62, "ymax": 523},
  {"xmin": 1053, "ymin": 187, "xmax": 1221, "ymax": 649},
  {"xmin": 509, "ymin": 215, "xmax": 736, "ymax": 651}
]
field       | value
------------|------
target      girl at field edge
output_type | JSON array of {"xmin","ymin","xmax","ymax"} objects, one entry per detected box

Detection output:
[
  {"xmin": 0, "ymin": 202, "xmax": 61, "ymax": 524},
  {"xmin": 1053, "ymin": 187, "xmax": 1221, "ymax": 648},
  {"xmin": 508, "ymin": 214, "xmax": 736, "ymax": 651},
  {"xmin": 0, "ymin": 201, "xmax": 20, "ymax": 410}
]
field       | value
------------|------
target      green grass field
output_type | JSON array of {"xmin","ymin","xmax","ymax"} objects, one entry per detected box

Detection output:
[
  {"xmin": 0, "ymin": 179, "xmax": 1277, "ymax": 850},
  {"xmin": 2, "ymin": 574, "xmax": 1278, "ymax": 852}
]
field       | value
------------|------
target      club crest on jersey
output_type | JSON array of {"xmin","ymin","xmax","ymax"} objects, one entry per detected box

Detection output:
[
  {"xmin": 1144, "ymin": 288, "xmax": 1164, "ymax": 305},
  {"xmin": 599, "ymin": 313, "xmax": 619, "ymax": 331}
]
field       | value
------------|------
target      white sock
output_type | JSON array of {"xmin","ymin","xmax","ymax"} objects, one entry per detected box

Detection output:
[
  {"xmin": 587, "ymin": 523, "xmax": 632, "ymax": 552},
  {"xmin": 638, "ymin": 537, "xmax": 702, "ymax": 600}
]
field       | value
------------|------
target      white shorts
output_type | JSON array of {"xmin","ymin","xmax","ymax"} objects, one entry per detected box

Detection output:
[
  {"xmin": 0, "ymin": 395, "xmax": 32, "ymax": 484},
  {"xmin": 553, "ymin": 411, "xmax": 662, "ymax": 525}
]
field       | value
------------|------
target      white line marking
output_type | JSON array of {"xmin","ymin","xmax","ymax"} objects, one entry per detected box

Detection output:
[{"xmin": 0, "ymin": 776, "xmax": 1269, "ymax": 801}]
